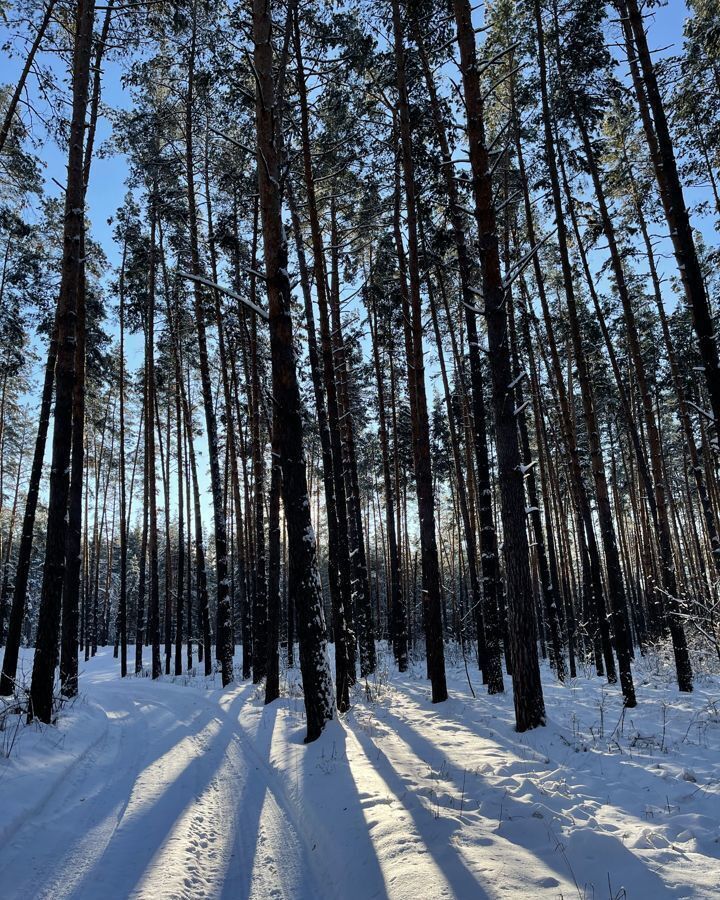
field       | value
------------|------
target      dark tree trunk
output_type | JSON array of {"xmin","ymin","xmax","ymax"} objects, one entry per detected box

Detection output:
[
  {"xmin": 265, "ymin": 427, "xmax": 281, "ymax": 704},
  {"xmin": 366, "ymin": 295, "xmax": 407, "ymax": 672},
  {"xmin": 328, "ymin": 202, "xmax": 376, "ymax": 678},
  {"xmin": 532, "ymin": 22, "xmax": 634, "ymax": 702},
  {"xmin": 454, "ymin": 0, "xmax": 545, "ymax": 730},
  {"xmin": 250, "ymin": 298, "xmax": 268, "ymax": 685},
  {"xmin": 135, "ymin": 409, "xmax": 149, "ymax": 675},
  {"xmin": 412, "ymin": 21, "xmax": 504, "ymax": 692},
  {"xmin": 174, "ymin": 369, "xmax": 184, "ymax": 677},
  {"xmin": 0, "ymin": 334, "xmax": 57, "ymax": 696},
  {"xmin": 293, "ymin": 13, "xmax": 356, "ymax": 691},
  {"xmin": 184, "ymin": 11, "xmax": 233, "ymax": 685},
  {"xmin": 529, "ymin": 1, "xmax": 620, "ymax": 686},
  {"xmin": 507, "ymin": 279, "xmax": 565, "ymax": 682},
  {"xmin": 204, "ymin": 157, "xmax": 247, "ymax": 682},
  {"xmin": 567, "ymin": 102, "xmax": 691, "ymax": 694},
  {"xmin": 147, "ymin": 209, "xmax": 161, "ymax": 680},
  {"xmin": 618, "ymin": 0, "xmax": 720, "ymax": 441},
  {"xmin": 118, "ymin": 241, "xmax": 128, "ymax": 677},
  {"xmin": 29, "ymin": 0, "xmax": 95, "ymax": 724},
  {"xmin": 58, "ymin": 167, "xmax": 85, "ymax": 699},
  {"xmin": 61, "ymin": 0, "xmax": 112, "ymax": 696},
  {"xmin": 390, "ymin": 0, "xmax": 447, "ymax": 704},
  {"xmin": 287, "ymin": 176, "xmax": 351, "ymax": 710},
  {"xmin": 253, "ymin": 0, "xmax": 334, "ymax": 742},
  {"xmin": 0, "ymin": 427, "xmax": 25, "ymax": 646}
]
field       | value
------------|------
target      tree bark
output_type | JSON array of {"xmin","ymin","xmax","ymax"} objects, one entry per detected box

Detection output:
[
  {"xmin": 366, "ymin": 290, "xmax": 407, "ymax": 672},
  {"xmin": 390, "ymin": 0, "xmax": 447, "ymax": 704},
  {"xmin": 454, "ymin": 0, "xmax": 544, "ymax": 729},
  {"xmin": 618, "ymin": 0, "xmax": 720, "ymax": 440},
  {"xmin": 0, "ymin": 333, "xmax": 57, "ymax": 696},
  {"xmin": 29, "ymin": 0, "xmax": 95, "ymax": 723},
  {"xmin": 184, "ymin": 8, "xmax": 233, "ymax": 685},
  {"xmin": 412, "ymin": 21, "xmax": 504, "ymax": 691},
  {"xmin": 287, "ymin": 175, "xmax": 352, "ymax": 710},
  {"xmin": 253, "ymin": 0, "xmax": 334, "ymax": 742},
  {"xmin": 293, "ymin": 14, "xmax": 357, "ymax": 688},
  {"xmin": 328, "ymin": 201, "xmax": 376, "ymax": 678}
]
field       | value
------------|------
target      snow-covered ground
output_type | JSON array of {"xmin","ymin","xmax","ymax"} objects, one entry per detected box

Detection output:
[{"xmin": 0, "ymin": 646, "xmax": 718, "ymax": 899}]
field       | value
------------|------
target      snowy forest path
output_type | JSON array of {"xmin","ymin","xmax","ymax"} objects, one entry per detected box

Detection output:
[
  {"xmin": 0, "ymin": 652, "xmax": 324, "ymax": 900},
  {"xmin": 2, "ymin": 649, "xmax": 719, "ymax": 899}
]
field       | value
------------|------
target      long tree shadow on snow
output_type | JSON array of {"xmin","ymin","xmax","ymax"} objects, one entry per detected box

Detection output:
[
  {"xmin": 372, "ymin": 700, "xmax": 675, "ymax": 897},
  {"xmin": 392, "ymin": 675, "xmax": 720, "ymax": 843},
  {"xmin": 228, "ymin": 697, "xmax": 390, "ymax": 899},
  {"xmin": 63, "ymin": 684, "xmax": 257, "ymax": 900},
  {"xmin": 2, "ymin": 681, "xmax": 239, "ymax": 899},
  {"xmin": 216, "ymin": 700, "xmax": 325, "ymax": 900},
  {"xmin": 345, "ymin": 712, "xmax": 491, "ymax": 899}
]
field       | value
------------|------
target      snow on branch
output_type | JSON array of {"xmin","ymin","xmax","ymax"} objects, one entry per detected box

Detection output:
[
  {"xmin": 687, "ymin": 400, "xmax": 715, "ymax": 424},
  {"xmin": 508, "ymin": 370, "xmax": 527, "ymax": 390},
  {"xmin": 178, "ymin": 271, "xmax": 269, "ymax": 321},
  {"xmin": 502, "ymin": 230, "xmax": 555, "ymax": 292},
  {"xmin": 207, "ymin": 125, "xmax": 254, "ymax": 156}
]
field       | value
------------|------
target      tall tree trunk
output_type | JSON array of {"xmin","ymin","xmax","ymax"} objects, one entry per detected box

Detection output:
[
  {"xmin": 454, "ymin": 0, "xmax": 544, "ymax": 729},
  {"xmin": 204, "ymin": 151, "xmax": 246, "ymax": 682},
  {"xmin": 293, "ymin": 14, "xmax": 356, "ymax": 687},
  {"xmin": 531, "ymin": 36, "xmax": 634, "ymax": 702},
  {"xmin": 518, "ymin": 281, "xmax": 577, "ymax": 677},
  {"xmin": 366, "ymin": 291, "xmax": 407, "ymax": 672},
  {"xmin": 184, "ymin": 7, "xmax": 233, "ymax": 685},
  {"xmin": 506, "ymin": 261, "xmax": 565, "ymax": 682},
  {"xmin": 390, "ymin": 0, "xmax": 447, "ymax": 704},
  {"xmin": 624, "ymin": 151, "xmax": 720, "ymax": 574},
  {"xmin": 157, "ymin": 397, "xmax": 172, "ymax": 676},
  {"xmin": 147, "ymin": 209, "xmax": 161, "ymax": 680},
  {"xmin": 253, "ymin": 0, "xmax": 334, "ymax": 742},
  {"xmin": 250, "ymin": 293, "xmax": 268, "ymax": 685},
  {"xmin": 29, "ymin": 0, "xmax": 95, "ymax": 723},
  {"xmin": 118, "ymin": 240, "xmax": 128, "ymax": 677},
  {"xmin": 0, "ymin": 426, "xmax": 25, "ymax": 645},
  {"xmin": 0, "ymin": 333, "xmax": 57, "ymax": 695},
  {"xmin": 135, "ymin": 407, "xmax": 149, "ymax": 674},
  {"xmin": 287, "ymin": 175, "xmax": 352, "ymax": 709},
  {"xmin": 60, "ymin": 0, "xmax": 113, "ymax": 697},
  {"xmin": 265, "ymin": 424, "xmax": 281, "ymax": 704},
  {"xmin": 328, "ymin": 201, "xmax": 376, "ymax": 678},
  {"xmin": 617, "ymin": 0, "xmax": 720, "ymax": 439},
  {"xmin": 412, "ymin": 20, "xmax": 504, "ymax": 691},
  {"xmin": 530, "ymin": 0, "xmax": 625, "ymax": 686},
  {"xmin": 426, "ymin": 266, "xmax": 490, "ymax": 683},
  {"xmin": 185, "ymin": 421, "xmax": 193, "ymax": 672},
  {"xmin": 566, "ymin": 102, "xmax": 691, "ymax": 691},
  {"xmin": 174, "ymin": 364, "xmax": 184, "ymax": 676}
]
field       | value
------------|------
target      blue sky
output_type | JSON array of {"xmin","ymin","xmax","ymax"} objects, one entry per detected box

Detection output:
[
  {"xmin": 0, "ymin": 1, "xmax": 696, "ymax": 270},
  {"xmin": 0, "ymin": 0, "xmax": 714, "ymax": 529}
]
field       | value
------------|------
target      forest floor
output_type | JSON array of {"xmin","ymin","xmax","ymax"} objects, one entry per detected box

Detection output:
[{"xmin": 0, "ymin": 645, "xmax": 718, "ymax": 899}]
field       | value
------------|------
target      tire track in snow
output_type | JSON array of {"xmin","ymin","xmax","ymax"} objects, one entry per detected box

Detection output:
[
  {"xmin": 1, "ymin": 687, "xmax": 151, "ymax": 898},
  {"xmin": 214, "ymin": 692, "xmax": 331, "ymax": 900},
  {"xmin": 128, "ymin": 753, "xmax": 235, "ymax": 899},
  {"xmin": 2, "ymin": 673, "xmax": 329, "ymax": 900},
  {"xmin": 2, "ymin": 683, "xmax": 227, "ymax": 899}
]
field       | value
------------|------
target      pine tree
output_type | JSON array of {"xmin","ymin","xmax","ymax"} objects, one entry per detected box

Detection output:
[{"xmin": 253, "ymin": 0, "xmax": 334, "ymax": 742}]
